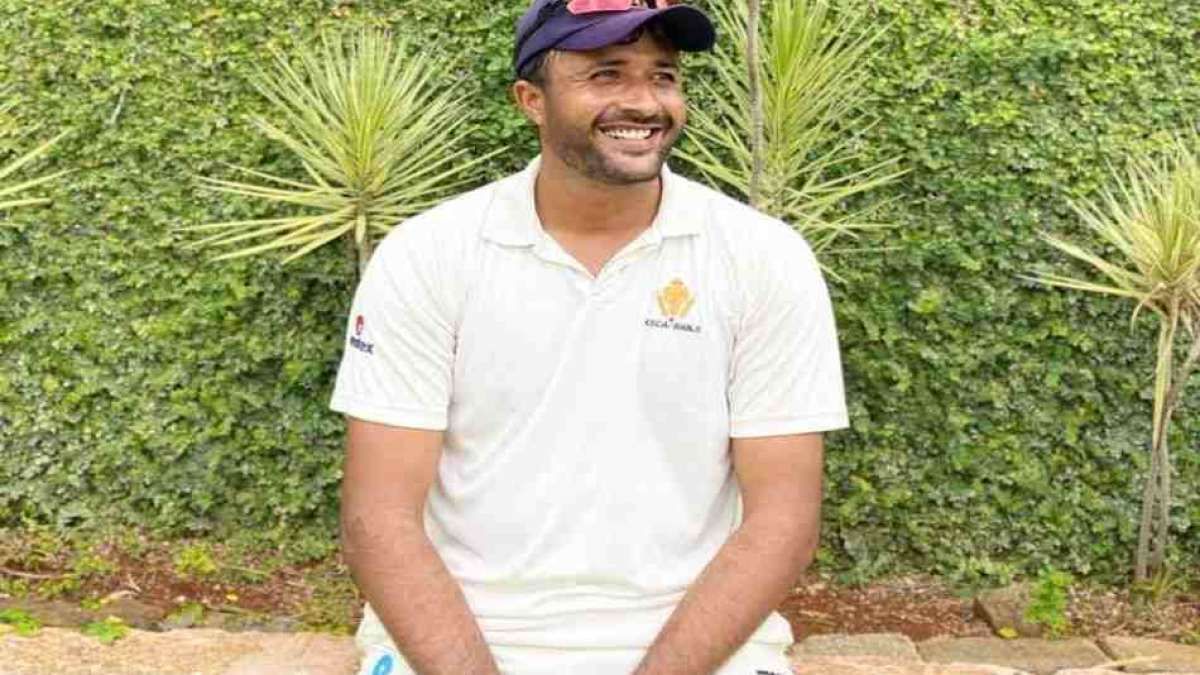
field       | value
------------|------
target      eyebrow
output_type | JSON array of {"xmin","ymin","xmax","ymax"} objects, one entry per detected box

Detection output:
[{"xmin": 590, "ymin": 58, "xmax": 680, "ymax": 69}]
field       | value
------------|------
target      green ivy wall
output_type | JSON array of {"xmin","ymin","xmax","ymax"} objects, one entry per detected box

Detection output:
[{"xmin": 1, "ymin": 0, "xmax": 1197, "ymax": 585}]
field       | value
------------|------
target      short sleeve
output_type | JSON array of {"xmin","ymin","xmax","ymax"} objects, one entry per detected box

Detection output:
[
  {"xmin": 329, "ymin": 226, "xmax": 455, "ymax": 430},
  {"xmin": 728, "ymin": 226, "xmax": 849, "ymax": 438}
]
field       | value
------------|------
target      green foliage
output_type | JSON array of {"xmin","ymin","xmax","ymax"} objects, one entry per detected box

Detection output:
[
  {"xmin": 677, "ymin": 0, "xmax": 906, "ymax": 260},
  {"xmin": 0, "ymin": 577, "xmax": 30, "ymax": 598},
  {"xmin": 36, "ymin": 575, "xmax": 81, "ymax": 600},
  {"xmin": 0, "ymin": 608, "xmax": 41, "ymax": 637},
  {"xmin": 0, "ymin": 87, "xmax": 69, "ymax": 212},
  {"xmin": 0, "ymin": 518, "xmax": 61, "ymax": 569},
  {"xmin": 183, "ymin": 27, "xmax": 500, "ymax": 270},
  {"xmin": 173, "ymin": 542, "xmax": 218, "ymax": 579},
  {"xmin": 802, "ymin": 0, "xmax": 1200, "ymax": 584},
  {"xmin": 71, "ymin": 551, "xmax": 117, "ymax": 578},
  {"xmin": 1024, "ymin": 567, "xmax": 1073, "ymax": 638},
  {"xmin": 80, "ymin": 615, "xmax": 130, "ymax": 645},
  {"xmin": 0, "ymin": 0, "xmax": 1198, "ymax": 586},
  {"xmin": 164, "ymin": 600, "xmax": 206, "ymax": 627},
  {"xmin": 295, "ymin": 563, "xmax": 360, "ymax": 634},
  {"xmin": 1131, "ymin": 564, "xmax": 1190, "ymax": 608},
  {"xmin": 1025, "ymin": 132, "xmax": 1200, "ymax": 580}
]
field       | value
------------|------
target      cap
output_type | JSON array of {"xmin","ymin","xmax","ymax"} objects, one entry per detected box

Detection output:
[{"xmin": 514, "ymin": 0, "xmax": 716, "ymax": 79}]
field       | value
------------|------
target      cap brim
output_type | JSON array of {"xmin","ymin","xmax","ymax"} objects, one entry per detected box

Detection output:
[{"xmin": 556, "ymin": 6, "xmax": 716, "ymax": 53}]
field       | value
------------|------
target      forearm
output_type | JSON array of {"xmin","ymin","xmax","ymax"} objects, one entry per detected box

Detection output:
[
  {"xmin": 632, "ymin": 515, "xmax": 814, "ymax": 675},
  {"xmin": 341, "ymin": 508, "xmax": 500, "ymax": 675}
]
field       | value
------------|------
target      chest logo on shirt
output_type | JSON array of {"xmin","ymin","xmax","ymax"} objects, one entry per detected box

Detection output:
[
  {"xmin": 645, "ymin": 278, "xmax": 702, "ymax": 333},
  {"xmin": 349, "ymin": 314, "xmax": 375, "ymax": 354}
]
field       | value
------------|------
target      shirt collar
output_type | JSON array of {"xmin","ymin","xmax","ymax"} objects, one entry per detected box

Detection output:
[{"xmin": 482, "ymin": 154, "xmax": 703, "ymax": 247}]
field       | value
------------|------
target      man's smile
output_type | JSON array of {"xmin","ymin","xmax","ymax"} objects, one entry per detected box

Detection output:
[
  {"xmin": 595, "ymin": 122, "xmax": 669, "ymax": 150},
  {"xmin": 602, "ymin": 127, "xmax": 653, "ymax": 140}
]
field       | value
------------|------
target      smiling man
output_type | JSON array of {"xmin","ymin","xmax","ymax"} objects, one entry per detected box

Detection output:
[{"xmin": 331, "ymin": 1, "xmax": 849, "ymax": 674}]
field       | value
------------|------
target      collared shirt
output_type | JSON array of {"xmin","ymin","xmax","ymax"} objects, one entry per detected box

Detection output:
[{"xmin": 330, "ymin": 155, "xmax": 849, "ymax": 656}]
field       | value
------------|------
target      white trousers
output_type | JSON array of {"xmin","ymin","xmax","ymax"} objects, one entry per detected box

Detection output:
[{"xmin": 356, "ymin": 640, "xmax": 793, "ymax": 675}]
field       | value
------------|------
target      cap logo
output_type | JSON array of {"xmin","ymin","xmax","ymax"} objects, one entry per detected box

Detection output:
[
  {"xmin": 569, "ymin": 0, "xmax": 648, "ymax": 10},
  {"xmin": 354, "ymin": 315, "xmax": 365, "ymax": 336}
]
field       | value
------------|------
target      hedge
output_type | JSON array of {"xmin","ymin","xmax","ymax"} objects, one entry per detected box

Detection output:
[{"xmin": 0, "ymin": 0, "xmax": 1197, "ymax": 585}]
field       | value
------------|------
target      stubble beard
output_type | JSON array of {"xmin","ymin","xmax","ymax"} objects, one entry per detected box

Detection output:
[{"xmin": 545, "ymin": 115, "xmax": 680, "ymax": 186}]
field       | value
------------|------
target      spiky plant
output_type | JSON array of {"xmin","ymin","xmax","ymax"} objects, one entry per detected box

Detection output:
[
  {"xmin": 0, "ymin": 90, "xmax": 68, "ymax": 214},
  {"xmin": 676, "ymin": 0, "xmax": 906, "ymax": 270},
  {"xmin": 182, "ymin": 29, "xmax": 500, "ymax": 275},
  {"xmin": 1023, "ymin": 131, "xmax": 1200, "ymax": 583}
]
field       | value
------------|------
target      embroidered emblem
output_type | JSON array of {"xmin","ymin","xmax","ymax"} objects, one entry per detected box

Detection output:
[
  {"xmin": 645, "ymin": 278, "xmax": 701, "ymax": 333},
  {"xmin": 656, "ymin": 278, "xmax": 694, "ymax": 318}
]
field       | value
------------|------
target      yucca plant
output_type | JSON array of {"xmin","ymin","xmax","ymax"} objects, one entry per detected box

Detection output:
[
  {"xmin": 182, "ymin": 29, "xmax": 500, "ymax": 276},
  {"xmin": 1023, "ymin": 132, "xmax": 1200, "ymax": 583},
  {"xmin": 677, "ymin": 0, "xmax": 906, "ymax": 270},
  {"xmin": 0, "ymin": 89, "xmax": 68, "ymax": 214}
]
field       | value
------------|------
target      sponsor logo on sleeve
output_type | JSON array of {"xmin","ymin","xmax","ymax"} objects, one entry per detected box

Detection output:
[
  {"xmin": 350, "ymin": 314, "xmax": 375, "ymax": 354},
  {"xmin": 644, "ymin": 278, "xmax": 702, "ymax": 333}
]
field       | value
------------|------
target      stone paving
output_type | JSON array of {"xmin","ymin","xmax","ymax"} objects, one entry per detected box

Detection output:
[
  {"xmin": 2, "ymin": 629, "xmax": 1199, "ymax": 675},
  {"xmin": 0, "ymin": 627, "xmax": 357, "ymax": 674},
  {"xmin": 0, "ymin": 593, "xmax": 1197, "ymax": 675},
  {"xmin": 786, "ymin": 634, "xmax": 1200, "ymax": 675}
]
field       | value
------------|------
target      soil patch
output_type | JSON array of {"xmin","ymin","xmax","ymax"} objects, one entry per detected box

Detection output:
[{"xmin": 1, "ymin": 527, "xmax": 1197, "ymax": 644}]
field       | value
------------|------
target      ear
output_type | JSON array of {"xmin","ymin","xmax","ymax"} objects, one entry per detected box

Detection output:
[{"xmin": 512, "ymin": 79, "xmax": 547, "ymax": 128}]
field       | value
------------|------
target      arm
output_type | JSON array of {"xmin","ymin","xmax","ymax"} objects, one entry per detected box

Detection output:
[
  {"xmin": 340, "ymin": 417, "xmax": 501, "ymax": 675},
  {"xmin": 631, "ymin": 433, "xmax": 824, "ymax": 675}
]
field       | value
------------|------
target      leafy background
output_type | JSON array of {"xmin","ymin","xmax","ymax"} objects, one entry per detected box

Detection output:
[{"xmin": 1, "ymin": 0, "xmax": 1197, "ymax": 585}]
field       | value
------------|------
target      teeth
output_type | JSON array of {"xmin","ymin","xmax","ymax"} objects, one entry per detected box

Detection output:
[{"xmin": 603, "ymin": 128, "xmax": 653, "ymax": 140}]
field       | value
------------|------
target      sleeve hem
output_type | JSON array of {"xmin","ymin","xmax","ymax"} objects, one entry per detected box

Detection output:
[
  {"xmin": 329, "ymin": 394, "xmax": 448, "ymax": 431},
  {"xmin": 730, "ymin": 412, "xmax": 849, "ymax": 438}
]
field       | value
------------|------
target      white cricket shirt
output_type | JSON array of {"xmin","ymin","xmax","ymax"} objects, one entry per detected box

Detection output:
[{"xmin": 330, "ymin": 155, "xmax": 849, "ymax": 659}]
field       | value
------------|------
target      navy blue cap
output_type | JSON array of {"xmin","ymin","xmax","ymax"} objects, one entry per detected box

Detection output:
[{"xmin": 514, "ymin": 0, "xmax": 716, "ymax": 78}]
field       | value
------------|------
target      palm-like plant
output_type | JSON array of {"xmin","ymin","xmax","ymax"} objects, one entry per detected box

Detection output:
[
  {"xmin": 1023, "ymin": 132, "xmax": 1200, "ymax": 583},
  {"xmin": 676, "ymin": 0, "xmax": 906, "ymax": 267},
  {"xmin": 0, "ymin": 90, "xmax": 68, "ymax": 213},
  {"xmin": 182, "ymin": 29, "xmax": 500, "ymax": 275}
]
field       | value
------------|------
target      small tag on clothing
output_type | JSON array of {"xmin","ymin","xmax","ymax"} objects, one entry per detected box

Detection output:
[
  {"xmin": 371, "ymin": 651, "xmax": 395, "ymax": 675},
  {"xmin": 361, "ymin": 644, "xmax": 401, "ymax": 675}
]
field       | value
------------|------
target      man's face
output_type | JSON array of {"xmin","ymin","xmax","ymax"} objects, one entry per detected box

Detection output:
[{"xmin": 524, "ymin": 31, "xmax": 686, "ymax": 185}]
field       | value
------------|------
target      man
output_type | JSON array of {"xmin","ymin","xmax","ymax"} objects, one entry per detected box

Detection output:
[{"xmin": 331, "ymin": 0, "xmax": 849, "ymax": 673}]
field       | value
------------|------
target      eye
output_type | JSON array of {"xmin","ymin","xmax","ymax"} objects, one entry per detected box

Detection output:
[
  {"xmin": 653, "ymin": 71, "xmax": 678, "ymax": 84},
  {"xmin": 591, "ymin": 69, "xmax": 619, "ymax": 81}
]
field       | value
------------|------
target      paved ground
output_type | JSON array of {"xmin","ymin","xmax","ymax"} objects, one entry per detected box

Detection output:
[
  {"xmin": 2, "ymin": 628, "xmax": 1199, "ymax": 675},
  {"xmin": 0, "ymin": 627, "xmax": 358, "ymax": 675}
]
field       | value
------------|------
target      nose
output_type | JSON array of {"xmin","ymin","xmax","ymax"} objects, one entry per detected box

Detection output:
[{"xmin": 616, "ymin": 78, "xmax": 664, "ymax": 120}]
